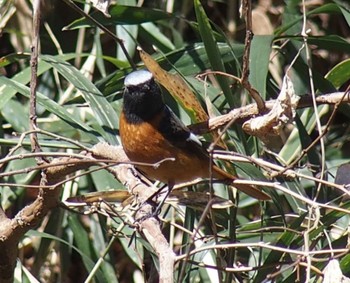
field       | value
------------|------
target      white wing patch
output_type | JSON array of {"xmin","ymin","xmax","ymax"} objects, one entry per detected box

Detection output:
[
  {"xmin": 187, "ymin": 133, "xmax": 202, "ymax": 146},
  {"xmin": 166, "ymin": 106, "xmax": 202, "ymax": 147}
]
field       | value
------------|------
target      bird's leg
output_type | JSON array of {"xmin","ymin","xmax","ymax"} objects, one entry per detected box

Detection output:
[
  {"xmin": 138, "ymin": 183, "xmax": 173, "ymax": 219},
  {"xmin": 152, "ymin": 182, "xmax": 174, "ymax": 217}
]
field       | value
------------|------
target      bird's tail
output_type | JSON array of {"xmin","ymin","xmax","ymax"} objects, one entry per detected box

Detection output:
[{"xmin": 212, "ymin": 166, "xmax": 270, "ymax": 200}]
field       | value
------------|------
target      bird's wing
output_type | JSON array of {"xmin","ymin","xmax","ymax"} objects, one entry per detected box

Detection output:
[
  {"xmin": 158, "ymin": 106, "xmax": 271, "ymax": 200},
  {"xmin": 158, "ymin": 105, "xmax": 204, "ymax": 149}
]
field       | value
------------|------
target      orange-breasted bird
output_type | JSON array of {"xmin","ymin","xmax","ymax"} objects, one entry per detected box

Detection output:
[{"xmin": 119, "ymin": 69, "xmax": 270, "ymax": 201}]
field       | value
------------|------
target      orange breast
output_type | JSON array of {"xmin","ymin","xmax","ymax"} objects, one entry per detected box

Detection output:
[
  {"xmin": 119, "ymin": 112, "xmax": 271, "ymax": 200},
  {"xmin": 119, "ymin": 112, "xmax": 210, "ymax": 185}
]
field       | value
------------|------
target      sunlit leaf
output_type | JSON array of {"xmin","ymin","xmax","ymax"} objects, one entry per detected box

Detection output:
[
  {"xmin": 326, "ymin": 58, "xmax": 350, "ymax": 88},
  {"xmin": 40, "ymin": 55, "xmax": 119, "ymax": 145},
  {"xmin": 194, "ymin": 0, "xmax": 234, "ymax": 107},
  {"xmin": 249, "ymin": 35, "xmax": 274, "ymax": 98}
]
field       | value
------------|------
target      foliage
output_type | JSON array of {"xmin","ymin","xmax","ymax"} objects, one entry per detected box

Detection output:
[{"xmin": 0, "ymin": 0, "xmax": 350, "ymax": 282}]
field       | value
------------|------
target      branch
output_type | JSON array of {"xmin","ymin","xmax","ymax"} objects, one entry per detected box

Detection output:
[
  {"xmin": 0, "ymin": 2, "xmax": 48, "ymax": 282},
  {"xmin": 2, "ymin": 90, "xmax": 345, "ymax": 281},
  {"xmin": 0, "ymin": 147, "xmax": 117, "ymax": 282},
  {"xmin": 29, "ymin": 0, "xmax": 41, "ymax": 155},
  {"xmin": 0, "ymin": 154, "xmax": 96, "ymax": 282},
  {"xmin": 241, "ymin": 0, "xmax": 266, "ymax": 113},
  {"xmin": 91, "ymin": 143, "xmax": 176, "ymax": 282},
  {"xmin": 189, "ymin": 91, "xmax": 349, "ymax": 135}
]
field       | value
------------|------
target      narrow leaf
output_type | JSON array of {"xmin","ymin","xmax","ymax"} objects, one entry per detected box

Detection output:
[
  {"xmin": 40, "ymin": 55, "xmax": 119, "ymax": 144},
  {"xmin": 249, "ymin": 35, "xmax": 274, "ymax": 98},
  {"xmin": 193, "ymin": 0, "xmax": 234, "ymax": 107},
  {"xmin": 64, "ymin": 5, "xmax": 173, "ymax": 30}
]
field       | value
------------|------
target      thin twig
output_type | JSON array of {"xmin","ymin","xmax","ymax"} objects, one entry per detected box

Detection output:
[
  {"xmin": 278, "ymin": 88, "xmax": 350, "ymax": 176},
  {"xmin": 175, "ymin": 242, "xmax": 349, "ymax": 262},
  {"xmin": 29, "ymin": 0, "xmax": 41, "ymax": 155},
  {"xmin": 240, "ymin": 0, "xmax": 266, "ymax": 113},
  {"xmin": 178, "ymin": 198, "xmax": 217, "ymax": 282},
  {"xmin": 189, "ymin": 91, "xmax": 350, "ymax": 135}
]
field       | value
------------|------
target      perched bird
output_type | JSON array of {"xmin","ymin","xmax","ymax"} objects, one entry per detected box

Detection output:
[{"xmin": 119, "ymin": 69, "xmax": 270, "ymax": 200}]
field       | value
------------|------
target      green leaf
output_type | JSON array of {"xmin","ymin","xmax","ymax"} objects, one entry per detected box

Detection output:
[
  {"xmin": 0, "ymin": 52, "xmax": 30, "ymax": 68},
  {"xmin": 90, "ymin": 169, "xmax": 122, "ymax": 191},
  {"xmin": 1, "ymin": 99, "xmax": 29, "ymax": 132},
  {"xmin": 0, "ymin": 76, "xmax": 96, "ymax": 137},
  {"xmin": 253, "ymin": 213, "xmax": 307, "ymax": 282},
  {"xmin": 139, "ymin": 22, "xmax": 175, "ymax": 53},
  {"xmin": 67, "ymin": 214, "xmax": 106, "ymax": 282},
  {"xmin": 334, "ymin": 0, "xmax": 350, "ymax": 27},
  {"xmin": 326, "ymin": 58, "xmax": 350, "ymax": 88},
  {"xmin": 90, "ymin": 218, "xmax": 119, "ymax": 282},
  {"xmin": 101, "ymin": 55, "xmax": 130, "ymax": 69},
  {"xmin": 340, "ymin": 254, "xmax": 350, "ymax": 275},
  {"xmin": 306, "ymin": 35, "xmax": 350, "ymax": 53},
  {"xmin": 97, "ymin": 43, "xmax": 245, "ymax": 97},
  {"xmin": 32, "ymin": 208, "xmax": 65, "ymax": 275},
  {"xmin": 116, "ymin": 24, "xmax": 138, "ymax": 62},
  {"xmin": 40, "ymin": 55, "xmax": 119, "ymax": 145},
  {"xmin": 275, "ymin": 3, "xmax": 341, "ymax": 35},
  {"xmin": 295, "ymin": 114, "xmax": 321, "ymax": 168},
  {"xmin": 276, "ymin": 35, "xmax": 350, "ymax": 53},
  {"xmin": 0, "ymin": 53, "xmax": 80, "ymax": 110},
  {"xmin": 249, "ymin": 35, "xmax": 274, "ymax": 98},
  {"xmin": 278, "ymin": 105, "xmax": 329, "ymax": 164},
  {"xmin": 64, "ymin": 5, "xmax": 173, "ymax": 30},
  {"xmin": 26, "ymin": 229, "xmax": 99, "ymax": 276},
  {"xmin": 193, "ymin": 0, "xmax": 234, "ymax": 107},
  {"xmin": 162, "ymin": 43, "xmax": 244, "ymax": 75},
  {"xmin": 118, "ymin": 237, "xmax": 143, "ymax": 270}
]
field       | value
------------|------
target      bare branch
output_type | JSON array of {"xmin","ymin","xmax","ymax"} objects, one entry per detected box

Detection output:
[
  {"xmin": 189, "ymin": 91, "xmax": 350, "ymax": 135},
  {"xmin": 240, "ymin": 0, "xmax": 266, "ymax": 112},
  {"xmin": 29, "ymin": 0, "xmax": 41, "ymax": 155}
]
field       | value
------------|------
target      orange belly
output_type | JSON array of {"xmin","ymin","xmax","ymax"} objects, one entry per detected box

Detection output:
[
  {"xmin": 119, "ymin": 112, "xmax": 210, "ymax": 184},
  {"xmin": 120, "ymin": 113, "xmax": 271, "ymax": 200}
]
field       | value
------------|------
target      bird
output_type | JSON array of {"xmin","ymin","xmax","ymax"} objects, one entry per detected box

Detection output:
[{"xmin": 119, "ymin": 69, "xmax": 270, "ymax": 201}]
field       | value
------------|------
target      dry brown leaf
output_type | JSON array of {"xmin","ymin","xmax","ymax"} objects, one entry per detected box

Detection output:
[
  {"xmin": 65, "ymin": 189, "xmax": 233, "ymax": 211},
  {"xmin": 166, "ymin": 190, "xmax": 233, "ymax": 209},
  {"xmin": 139, "ymin": 48, "xmax": 208, "ymax": 123},
  {"xmin": 139, "ymin": 48, "xmax": 230, "ymax": 149},
  {"xmin": 242, "ymin": 75, "xmax": 299, "ymax": 142},
  {"xmin": 66, "ymin": 190, "xmax": 131, "ymax": 205}
]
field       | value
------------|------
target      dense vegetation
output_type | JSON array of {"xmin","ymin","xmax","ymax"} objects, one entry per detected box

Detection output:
[{"xmin": 0, "ymin": 0, "xmax": 349, "ymax": 282}]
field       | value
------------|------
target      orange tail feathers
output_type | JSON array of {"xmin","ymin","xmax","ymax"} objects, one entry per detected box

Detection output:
[{"xmin": 212, "ymin": 166, "xmax": 270, "ymax": 201}]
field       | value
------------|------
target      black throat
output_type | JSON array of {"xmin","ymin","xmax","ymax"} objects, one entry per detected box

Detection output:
[{"xmin": 122, "ymin": 78, "xmax": 164, "ymax": 124}]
